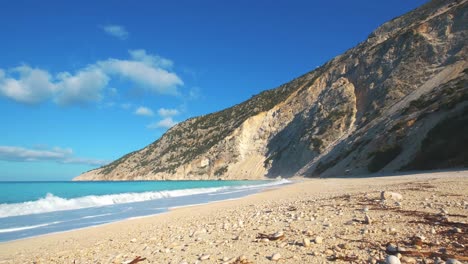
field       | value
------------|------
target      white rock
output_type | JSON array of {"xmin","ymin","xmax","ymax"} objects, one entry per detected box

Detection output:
[
  {"xmin": 130, "ymin": 238, "xmax": 137, "ymax": 243},
  {"xmin": 199, "ymin": 254, "xmax": 210, "ymax": 260},
  {"xmin": 314, "ymin": 236, "xmax": 323, "ymax": 244},
  {"xmin": 271, "ymin": 253, "xmax": 281, "ymax": 261},
  {"xmin": 303, "ymin": 237, "xmax": 311, "ymax": 247},
  {"xmin": 386, "ymin": 255, "xmax": 401, "ymax": 264},
  {"xmin": 381, "ymin": 191, "xmax": 403, "ymax": 201}
]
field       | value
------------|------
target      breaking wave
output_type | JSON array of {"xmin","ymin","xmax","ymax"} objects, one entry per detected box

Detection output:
[{"xmin": 0, "ymin": 179, "xmax": 290, "ymax": 218}]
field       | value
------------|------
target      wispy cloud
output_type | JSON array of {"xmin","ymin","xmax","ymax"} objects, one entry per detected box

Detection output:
[
  {"xmin": 0, "ymin": 146, "xmax": 109, "ymax": 166},
  {"xmin": 135, "ymin": 106, "xmax": 154, "ymax": 116},
  {"xmin": 0, "ymin": 50, "xmax": 183, "ymax": 105},
  {"xmin": 147, "ymin": 117, "xmax": 178, "ymax": 129},
  {"xmin": 158, "ymin": 108, "xmax": 179, "ymax": 117},
  {"xmin": 101, "ymin": 24, "xmax": 129, "ymax": 40}
]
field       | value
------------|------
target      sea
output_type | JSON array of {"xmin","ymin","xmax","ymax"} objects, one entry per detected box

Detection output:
[{"xmin": 0, "ymin": 179, "xmax": 290, "ymax": 242}]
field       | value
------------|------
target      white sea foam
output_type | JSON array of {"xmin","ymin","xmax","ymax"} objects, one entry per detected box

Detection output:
[
  {"xmin": 0, "ymin": 179, "xmax": 290, "ymax": 218},
  {"xmin": 0, "ymin": 221, "xmax": 61, "ymax": 233}
]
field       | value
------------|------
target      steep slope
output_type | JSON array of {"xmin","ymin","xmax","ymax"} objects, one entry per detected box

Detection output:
[{"xmin": 75, "ymin": 0, "xmax": 468, "ymax": 181}]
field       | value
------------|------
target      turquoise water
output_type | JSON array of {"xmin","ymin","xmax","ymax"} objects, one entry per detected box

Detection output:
[{"xmin": 0, "ymin": 180, "xmax": 289, "ymax": 242}]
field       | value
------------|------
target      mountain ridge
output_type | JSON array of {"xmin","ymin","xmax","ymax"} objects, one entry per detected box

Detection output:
[{"xmin": 75, "ymin": 0, "xmax": 468, "ymax": 181}]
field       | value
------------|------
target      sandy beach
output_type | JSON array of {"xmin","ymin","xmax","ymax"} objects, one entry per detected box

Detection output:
[{"xmin": 0, "ymin": 171, "xmax": 467, "ymax": 264}]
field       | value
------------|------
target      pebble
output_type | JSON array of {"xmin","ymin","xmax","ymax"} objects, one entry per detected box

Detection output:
[
  {"xmin": 314, "ymin": 236, "xmax": 323, "ymax": 244},
  {"xmin": 199, "ymin": 254, "xmax": 210, "ymax": 260},
  {"xmin": 385, "ymin": 255, "xmax": 401, "ymax": 264},
  {"xmin": 302, "ymin": 237, "xmax": 311, "ymax": 247},
  {"xmin": 386, "ymin": 243, "xmax": 397, "ymax": 253},
  {"xmin": 130, "ymin": 238, "xmax": 137, "ymax": 243},
  {"xmin": 364, "ymin": 214, "xmax": 372, "ymax": 224},
  {"xmin": 270, "ymin": 253, "xmax": 281, "ymax": 261},
  {"xmin": 381, "ymin": 191, "xmax": 403, "ymax": 201},
  {"xmin": 400, "ymin": 256, "xmax": 417, "ymax": 264}
]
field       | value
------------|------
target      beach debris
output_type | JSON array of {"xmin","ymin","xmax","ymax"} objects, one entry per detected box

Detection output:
[
  {"xmin": 328, "ymin": 254, "xmax": 359, "ymax": 261},
  {"xmin": 381, "ymin": 191, "xmax": 403, "ymax": 201},
  {"xmin": 385, "ymin": 255, "xmax": 401, "ymax": 264},
  {"xmin": 126, "ymin": 256, "xmax": 146, "ymax": 264},
  {"xmin": 270, "ymin": 253, "xmax": 281, "ymax": 261},
  {"xmin": 199, "ymin": 254, "xmax": 210, "ymax": 261},
  {"xmin": 257, "ymin": 231, "xmax": 285, "ymax": 241},
  {"xmin": 314, "ymin": 236, "xmax": 323, "ymax": 244}
]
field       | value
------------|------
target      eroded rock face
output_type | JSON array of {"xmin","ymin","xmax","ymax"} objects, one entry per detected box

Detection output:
[{"xmin": 75, "ymin": 0, "xmax": 468, "ymax": 181}]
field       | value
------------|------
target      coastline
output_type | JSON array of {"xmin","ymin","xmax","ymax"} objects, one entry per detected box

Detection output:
[{"xmin": 0, "ymin": 171, "xmax": 467, "ymax": 263}]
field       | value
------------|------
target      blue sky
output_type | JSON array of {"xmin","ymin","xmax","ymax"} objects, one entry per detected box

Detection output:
[{"xmin": 0, "ymin": 0, "xmax": 428, "ymax": 181}]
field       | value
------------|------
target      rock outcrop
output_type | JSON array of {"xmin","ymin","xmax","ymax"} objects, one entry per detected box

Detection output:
[{"xmin": 75, "ymin": 0, "xmax": 468, "ymax": 181}]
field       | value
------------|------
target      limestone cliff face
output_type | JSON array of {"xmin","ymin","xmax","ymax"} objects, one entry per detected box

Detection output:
[{"xmin": 75, "ymin": 0, "xmax": 468, "ymax": 181}]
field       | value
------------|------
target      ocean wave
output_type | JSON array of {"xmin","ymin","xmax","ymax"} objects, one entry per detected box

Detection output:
[
  {"xmin": 0, "ymin": 221, "xmax": 61, "ymax": 233},
  {"xmin": 0, "ymin": 179, "xmax": 290, "ymax": 218}
]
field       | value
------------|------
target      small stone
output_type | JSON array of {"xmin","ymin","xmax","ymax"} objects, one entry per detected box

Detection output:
[
  {"xmin": 400, "ymin": 256, "xmax": 417, "ymax": 264},
  {"xmin": 368, "ymin": 256, "xmax": 378, "ymax": 264},
  {"xmin": 381, "ymin": 191, "xmax": 403, "ymax": 201},
  {"xmin": 260, "ymin": 238, "xmax": 270, "ymax": 243},
  {"xmin": 314, "ymin": 236, "xmax": 323, "ymax": 244},
  {"xmin": 386, "ymin": 243, "xmax": 397, "ymax": 253},
  {"xmin": 324, "ymin": 249, "xmax": 334, "ymax": 255},
  {"xmin": 130, "ymin": 238, "xmax": 137, "ymax": 243},
  {"xmin": 364, "ymin": 214, "xmax": 372, "ymax": 224},
  {"xmin": 385, "ymin": 255, "xmax": 401, "ymax": 264},
  {"xmin": 431, "ymin": 228, "xmax": 436, "ymax": 234},
  {"xmin": 199, "ymin": 254, "xmax": 210, "ymax": 261},
  {"xmin": 303, "ymin": 237, "xmax": 311, "ymax": 247},
  {"xmin": 270, "ymin": 253, "xmax": 281, "ymax": 261}
]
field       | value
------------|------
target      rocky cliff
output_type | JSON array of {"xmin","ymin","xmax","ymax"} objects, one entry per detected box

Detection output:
[{"xmin": 75, "ymin": 0, "xmax": 468, "ymax": 181}]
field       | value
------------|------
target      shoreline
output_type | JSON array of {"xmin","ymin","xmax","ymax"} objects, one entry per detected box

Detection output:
[
  {"xmin": 0, "ymin": 171, "xmax": 467, "ymax": 263},
  {"xmin": 0, "ymin": 179, "xmax": 293, "ymax": 244}
]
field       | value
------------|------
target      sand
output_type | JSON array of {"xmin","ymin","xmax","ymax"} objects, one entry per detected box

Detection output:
[{"xmin": 0, "ymin": 170, "xmax": 467, "ymax": 263}]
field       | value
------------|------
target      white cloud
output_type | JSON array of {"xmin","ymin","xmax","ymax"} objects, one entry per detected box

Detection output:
[
  {"xmin": 147, "ymin": 117, "xmax": 178, "ymax": 129},
  {"xmin": 55, "ymin": 66, "xmax": 109, "ymax": 105},
  {"xmin": 129, "ymin": 49, "xmax": 173, "ymax": 69},
  {"xmin": 0, "ymin": 50, "xmax": 184, "ymax": 105},
  {"xmin": 158, "ymin": 108, "xmax": 179, "ymax": 117},
  {"xmin": 101, "ymin": 24, "xmax": 129, "ymax": 40},
  {"xmin": 135, "ymin": 106, "xmax": 154, "ymax": 116},
  {"xmin": 0, "ymin": 146, "xmax": 109, "ymax": 166},
  {"xmin": 98, "ymin": 57, "xmax": 183, "ymax": 95},
  {"xmin": 0, "ymin": 65, "xmax": 56, "ymax": 104}
]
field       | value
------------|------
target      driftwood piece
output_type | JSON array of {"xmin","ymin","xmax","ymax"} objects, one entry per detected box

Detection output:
[
  {"xmin": 256, "ymin": 232, "xmax": 285, "ymax": 241},
  {"xmin": 128, "ymin": 256, "xmax": 147, "ymax": 264}
]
